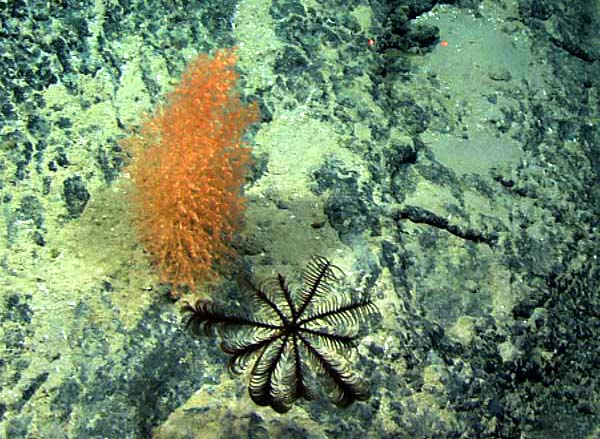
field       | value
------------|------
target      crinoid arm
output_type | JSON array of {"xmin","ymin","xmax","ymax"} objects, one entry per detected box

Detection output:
[
  {"xmin": 296, "ymin": 255, "xmax": 344, "ymax": 316},
  {"xmin": 300, "ymin": 294, "xmax": 379, "ymax": 338},
  {"xmin": 182, "ymin": 299, "xmax": 284, "ymax": 376},
  {"xmin": 182, "ymin": 299, "xmax": 280, "ymax": 336},
  {"xmin": 299, "ymin": 332, "xmax": 371, "ymax": 407},
  {"xmin": 247, "ymin": 333, "xmax": 315, "ymax": 413}
]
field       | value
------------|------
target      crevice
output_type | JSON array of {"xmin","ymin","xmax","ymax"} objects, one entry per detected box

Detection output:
[{"xmin": 393, "ymin": 205, "xmax": 498, "ymax": 245}]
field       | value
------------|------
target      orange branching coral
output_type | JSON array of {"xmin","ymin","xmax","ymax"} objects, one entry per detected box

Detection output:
[{"xmin": 123, "ymin": 49, "xmax": 259, "ymax": 291}]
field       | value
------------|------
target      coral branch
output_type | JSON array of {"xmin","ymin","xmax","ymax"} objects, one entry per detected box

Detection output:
[{"xmin": 122, "ymin": 49, "xmax": 259, "ymax": 292}]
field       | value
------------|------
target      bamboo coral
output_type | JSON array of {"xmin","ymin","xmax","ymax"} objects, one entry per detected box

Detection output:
[{"xmin": 123, "ymin": 49, "xmax": 259, "ymax": 291}]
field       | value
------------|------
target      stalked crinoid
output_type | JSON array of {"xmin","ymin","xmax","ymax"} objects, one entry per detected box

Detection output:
[{"xmin": 183, "ymin": 256, "xmax": 378, "ymax": 413}]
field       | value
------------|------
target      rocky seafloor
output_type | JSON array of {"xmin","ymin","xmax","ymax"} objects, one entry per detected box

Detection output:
[{"xmin": 0, "ymin": 0, "xmax": 598, "ymax": 438}]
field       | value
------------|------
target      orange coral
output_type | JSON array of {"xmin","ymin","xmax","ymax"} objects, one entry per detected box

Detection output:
[{"xmin": 123, "ymin": 49, "xmax": 259, "ymax": 291}]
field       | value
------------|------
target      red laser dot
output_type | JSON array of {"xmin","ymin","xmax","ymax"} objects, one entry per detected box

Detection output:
[
  {"xmin": 368, "ymin": 38, "xmax": 375, "ymax": 46},
  {"xmin": 440, "ymin": 40, "xmax": 449, "ymax": 47}
]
